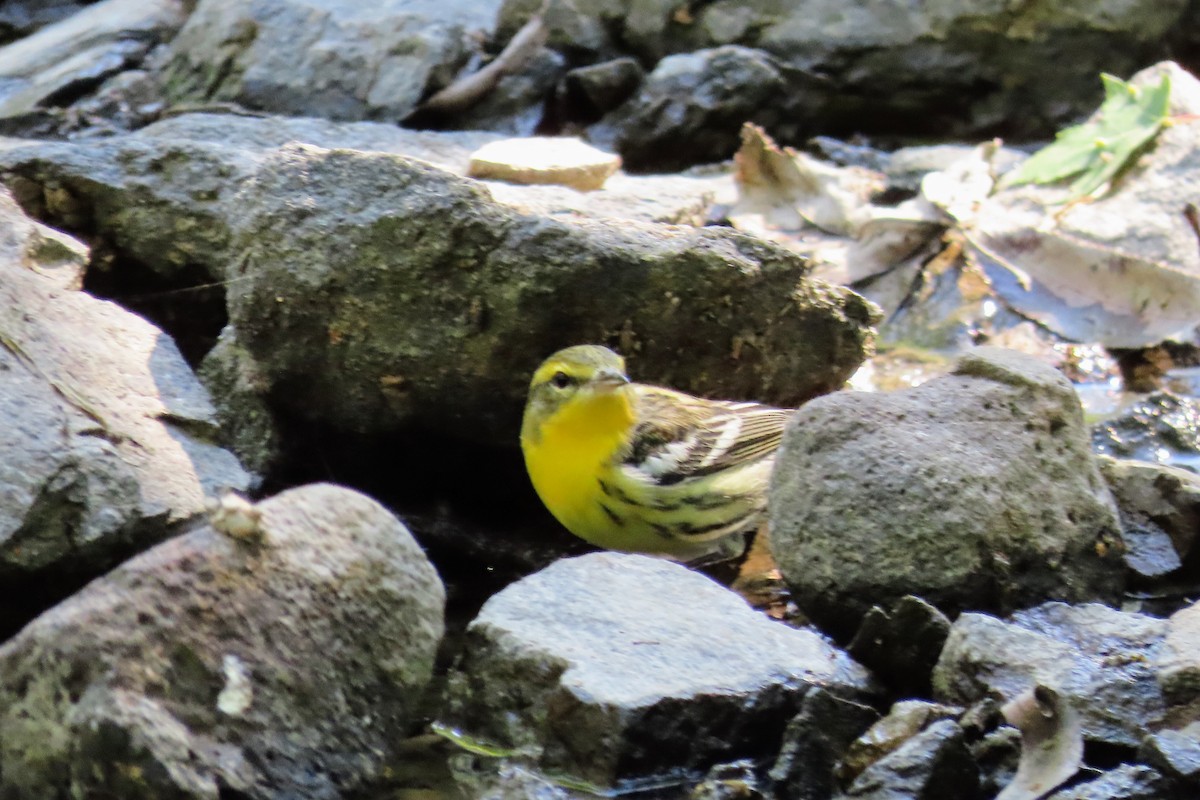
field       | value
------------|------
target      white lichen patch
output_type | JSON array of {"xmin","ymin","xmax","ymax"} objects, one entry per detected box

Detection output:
[
  {"xmin": 208, "ymin": 490, "xmax": 264, "ymax": 541},
  {"xmin": 217, "ymin": 653, "xmax": 254, "ymax": 716}
]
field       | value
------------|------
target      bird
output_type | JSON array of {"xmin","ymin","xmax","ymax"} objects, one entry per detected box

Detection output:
[{"xmin": 520, "ymin": 344, "xmax": 792, "ymax": 564}]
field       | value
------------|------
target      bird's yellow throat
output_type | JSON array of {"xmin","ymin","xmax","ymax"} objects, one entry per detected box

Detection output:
[{"xmin": 522, "ymin": 388, "xmax": 635, "ymax": 529}]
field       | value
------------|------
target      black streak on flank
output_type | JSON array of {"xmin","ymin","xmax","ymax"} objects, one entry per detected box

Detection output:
[{"xmin": 599, "ymin": 503, "xmax": 625, "ymax": 527}]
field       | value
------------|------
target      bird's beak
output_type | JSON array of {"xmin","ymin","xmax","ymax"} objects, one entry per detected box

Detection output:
[{"xmin": 593, "ymin": 367, "xmax": 630, "ymax": 392}]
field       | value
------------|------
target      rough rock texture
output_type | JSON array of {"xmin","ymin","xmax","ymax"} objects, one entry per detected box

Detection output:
[
  {"xmin": 839, "ymin": 701, "xmax": 963, "ymax": 785},
  {"xmin": 770, "ymin": 347, "xmax": 1124, "ymax": 636},
  {"xmin": 1157, "ymin": 601, "xmax": 1200, "ymax": 717},
  {"xmin": 0, "ymin": 186, "xmax": 249, "ymax": 631},
  {"xmin": 224, "ymin": 142, "xmax": 874, "ymax": 442},
  {"xmin": 768, "ymin": 688, "xmax": 879, "ymax": 800},
  {"xmin": 0, "ymin": 0, "xmax": 95, "ymax": 45},
  {"xmin": 160, "ymin": 0, "xmax": 503, "ymax": 122},
  {"xmin": 933, "ymin": 603, "xmax": 1168, "ymax": 748},
  {"xmin": 589, "ymin": 45, "xmax": 787, "ymax": 171},
  {"xmin": 0, "ymin": 484, "xmax": 446, "ymax": 800},
  {"xmin": 842, "ymin": 719, "xmax": 979, "ymax": 800},
  {"xmin": 0, "ymin": 114, "xmax": 873, "ymax": 451},
  {"xmin": 0, "ymin": 112, "xmax": 739, "ymax": 274},
  {"xmin": 1093, "ymin": 392, "xmax": 1200, "ymax": 482},
  {"xmin": 847, "ymin": 595, "xmax": 951, "ymax": 698},
  {"xmin": 1140, "ymin": 722, "xmax": 1200, "ymax": 787},
  {"xmin": 441, "ymin": 552, "xmax": 878, "ymax": 792},
  {"xmin": 1045, "ymin": 765, "xmax": 1170, "ymax": 800},
  {"xmin": 501, "ymin": 0, "xmax": 1184, "ymax": 163},
  {"xmin": 1098, "ymin": 455, "xmax": 1200, "ymax": 580},
  {"xmin": 0, "ymin": 0, "xmax": 185, "ymax": 119}
]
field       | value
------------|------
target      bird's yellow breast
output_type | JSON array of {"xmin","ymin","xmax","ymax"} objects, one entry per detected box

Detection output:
[{"xmin": 521, "ymin": 391, "xmax": 634, "ymax": 543}]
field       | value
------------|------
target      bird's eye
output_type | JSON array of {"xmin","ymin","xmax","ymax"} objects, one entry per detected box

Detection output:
[{"xmin": 551, "ymin": 371, "xmax": 572, "ymax": 389}]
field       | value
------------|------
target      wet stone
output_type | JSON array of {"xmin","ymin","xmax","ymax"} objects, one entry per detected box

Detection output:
[
  {"xmin": 1092, "ymin": 392, "xmax": 1200, "ymax": 473},
  {"xmin": 1140, "ymin": 722, "xmax": 1200, "ymax": 787},
  {"xmin": 441, "ymin": 552, "xmax": 878, "ymax": 793},
  {"xmin": 1044, "ymin": 765, "xmax": 1171, "ymax": 800},
  {"xmin": 839, "ymin": 701, "xmax": 962, "ymax": 785},
  {"xmin": 768, "ymin": 688, "xmax": 880, "ymax": 800},
  {"xmin": 847, "ymin": 596, "xmax": 952, "ymax": 698},
  {"xmin": 1155, "ymin": 601, "xmax": 1200, "ymax": 711},
  {"xmin": 842, "ymin": 719, "xmax": 979, "ymax": 800},
  {"xmin": 933, "ymin": 603, "xmax": 1168, "ymax": 749}
]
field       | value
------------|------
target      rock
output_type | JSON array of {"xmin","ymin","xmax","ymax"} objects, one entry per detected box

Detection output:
[
  {"xmin": 559, "ymin": 57, "xmax": 644, "ymax": 122},
  {"xmin": 590, "ymin": 45, "xmax": 787, "ymax": 172},
  {"xmin": 932, "ymin": 603, "xmax": 1168, "ymax": 749},
  {"xmin": 0, "ymin": 0, "xmax": 93, "ymax": 44},
  {"xmin": 220, "ymin": 141, "xmax": 874, "ymax": 443},
  {"xmin": 768, "ymin": 688, "xmax": 880, "ymax": 800},
  {"xmin": 842, "ymin": 719, "xmax": 979, "ymax": 800},
  {"xmin": 197, "ymin": 326, "xmax": 279, "ymax": 482},
  {"xmin": 0, "ymin": 484, "xmax": 446, "ymax": 800},
  {"xmin": 1140, "ymin": 722, "xmax": 1200, "ymax": 787},
  {"xmin": 972, "ymin": 726, "xmax": 1021, "ymax": 799},
  {"xmin": 847, "ymin": 596, "xmax": 952, "ymax": 698},
  {"xmin": 160, "ymin": 0, "xmax": 502, "ymax": 122},
  {"xmin": 1044, "ymin": 765, "xmax": 1170, "ymax": 800},
  {"xmin": 450, "ymin": 47, "xmax": 564, "ymax": 136},
  {"xmin": 440, "ymin": 552, "xmax": 878, "ymax": 793},
  {"xmin": 1157, "ymin": 601, "xmax": 1200, "ymax": 713},
  {"xmin": 1097, "ymin": 456, "xmax": 1200, "ymax": 579},
  {"xmin": 0, "ymin": 0, "xmax": 185, "ymax": 119},
  {"xmin": 0, "ymin": 113, "xmax": 504, "ymax": 282},
  {"xmin": 0, "ymin": 186, "xmax": 249, "ymax": 633},
  {"xmin": 770, "ymin": 347, "xmax": 1125, "ymax": 637},
  {"xmin": 0, "ymin": 177, "xmax": 87, "ymax": 287},
  {"xmin": 0, "ymin": 113, "xmax": 874, "ymax": 449},
  {"xmin": 839, "ymin": 701, "xmax": 962, "ymax": 784},
  {"xmin": 506, "ymin": 0, "xmax": 1185, "ymax": 156},
  {"xmin": 467, "ymin": 136, "xmax": 621, "ymax": 191},
  {"xmin": 1093, "ymin": 392, "xmax": 1200, "ymax": 475}
]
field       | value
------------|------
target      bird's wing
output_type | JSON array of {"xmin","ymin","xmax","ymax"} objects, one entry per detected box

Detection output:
[{"xmin": 623, "ymin": 387, "xmax": 792, "ymax": 486}]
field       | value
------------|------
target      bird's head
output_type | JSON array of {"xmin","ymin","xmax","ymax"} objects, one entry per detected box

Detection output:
[{"xmin": 521, "ymin": 345, "xmax": 632, "ymax": 445}]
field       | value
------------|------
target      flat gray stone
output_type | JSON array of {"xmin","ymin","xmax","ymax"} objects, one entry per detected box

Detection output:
[{"xmin": 442, "ymin": 552, "xmax": 878, "ymax": 792}]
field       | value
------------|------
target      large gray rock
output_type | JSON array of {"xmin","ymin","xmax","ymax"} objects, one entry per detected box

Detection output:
[
  {"xmin": 0, "ymin": 0, "xmax": 185, "ymax": 119},
  {"xmin": 0, "ymin": 185, "xmax": 248, "ymax": 630},
  {"xmin": 933, "ymin": 603, "xmax": 1168, "ymax": 749},
  {"xmin": 0, "ymin": 483, "xmax": 446, "ymax": 800},
  {"xmin": 770, "ymin": 347, "xmax": 1124, "ymax": 636},
  {"xmin": 221, "ymin": 141, "xmax": 873, "ymax": 442},
  {"xmin": 441, "ymin": 552, "xmax": 878, "ymax": 792},
  {"xmin": 0, "ymin": 113, "xmax": 504, "ymax": 282},
  {"xmin": 0, "ymin": 114, "xmax": 868, "ymax": 454},
  {"xmin": 160, "ymin": 0, "xmax": 503, "ymax": 122}
]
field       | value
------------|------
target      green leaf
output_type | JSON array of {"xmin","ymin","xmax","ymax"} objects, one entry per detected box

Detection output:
[{"xmin": 1001, "ymin": 72, "xmax": 1171, "ymax": 201}]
